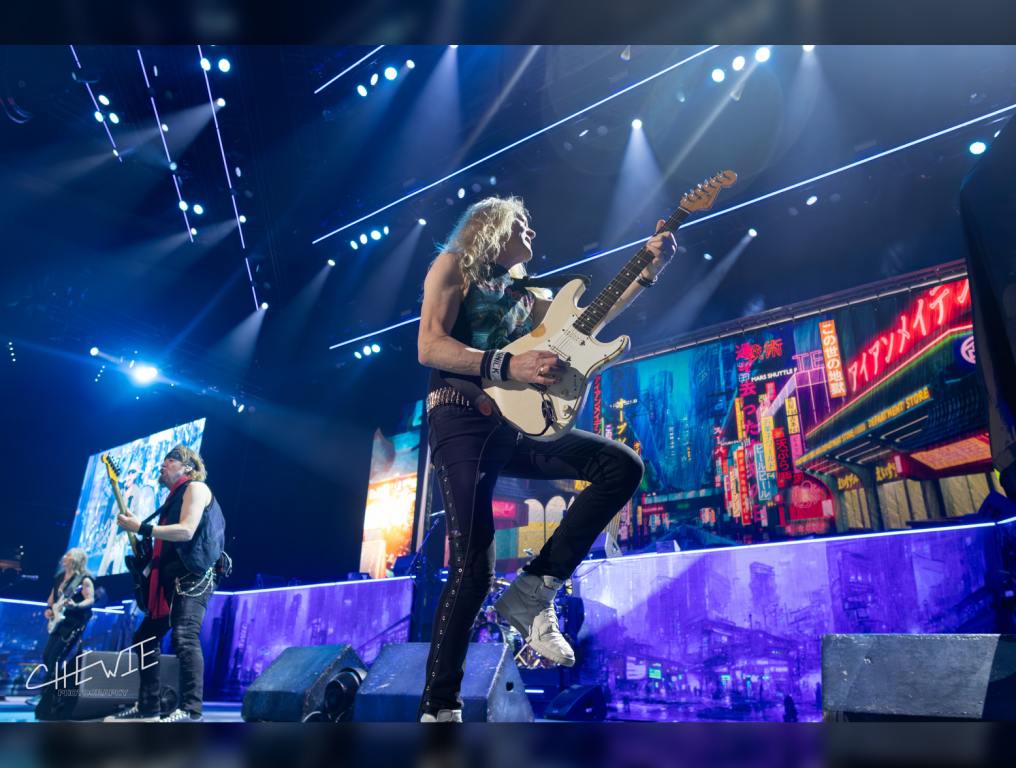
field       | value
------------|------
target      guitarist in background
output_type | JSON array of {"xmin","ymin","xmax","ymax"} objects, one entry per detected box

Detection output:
[
  {"xmin": 415, "ymin": 196, "xmax": 675, "ymax": 722},
  {"xmin": 40, "ymin": 548, "xmax": 94, "ymax": 686},
  {"xmin": 107, "ymin": 446, "xmax": 225, "ymax": 723}
]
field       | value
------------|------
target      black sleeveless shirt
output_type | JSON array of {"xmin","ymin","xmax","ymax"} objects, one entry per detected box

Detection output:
[
  {"xmin": 427, "ymin": 265, "xmax": 539, "ymax": 394},
  {"xmin": 157, "ymin": 479, "xmax": 226, "ymax": 575}
]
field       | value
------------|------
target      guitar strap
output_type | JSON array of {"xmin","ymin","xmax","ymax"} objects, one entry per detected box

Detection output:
[{"xmin": 438, "ymin": 272, "xmax": 590, "ymax": 422}]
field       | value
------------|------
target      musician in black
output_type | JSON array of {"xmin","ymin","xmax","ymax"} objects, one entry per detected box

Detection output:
[
  {"xmin": 107, "ymin": 445, "xmax": 226, "ymax": 723},
  {"xmin": 415, "ymin": 196, "xmax": 675, "ymax": 721},
  {"xmin": 40, "ymin": 548, "xmax": 94, "ymax": 686}
]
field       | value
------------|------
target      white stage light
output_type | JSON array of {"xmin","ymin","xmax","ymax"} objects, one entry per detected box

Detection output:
[
  {"xmin": 357, "ymin": 85, "xmax": 368, "ymax": 97},
  {"xmin": 371, "ymin": 343, "xmax": 380, "ymax": 353},
  {"xmin": 94, "ymin": 111, "xmax": 104, "ymax": 122},
  {"xmin": 704, "ymin": 253, "xmax": 713, "ymax": 261},
  {"xmin": 216, "ymin": 97, "xmax": 226, "ymax": 107},
  {"xmin": 969, "ymin": 141, "xmax": 987, "ymax": 155},
  {"xmin": 732, "ymin": 55, "xmax": 745, "ymax": 71},
  {"xmin": 200, "ymin": 58, "xmax": 211, "ymax": 71},
  {"xmin": 383, "ymin": 225, "xmax": 390, "ymax": 235},
  {"xmin": 359, "ymin": 234, "xmax": 368, "ymax": 244},
  {"xmin": 406, "ymin": 59, "xmax": 415, "ymax": 69},
  {"xmin": 370, "ymin": 73, "xmax": 379, "ymax": 86},
  {"xmin": 238, "ymin": 214, "xmax": 247, "ymax": 223},
  {"xmin": 631, "ymin": 118, "xmax": 642, "ymax": 130},
  {"xmin": 193, "ymin": 204, "xmax": 204, "ymax": 215},
  {"xmin": 802, "ymin": 45, "xmax": 815, "ymax": 52},
  {"xmin": 260, "ymin": 302, "xmax": 269, "ymax": 310},
  {"xmin": 362, "ymin": 345, "xmax": 373, "ymax": 356},
  {"xmin": 218, "ymin": 58, "xmax": 231, "ymax": 73},
  {"xmin": 806, "ymin": 195, "xmax": 818, "ymax": 206},
  {"xmin": 350, "ymin": 240, "xmax": 358, "ymax": 250},
  {"xmin": 418, "ymin": 218, "xmax": 427, "ymax": 226},
  {"xmin": 131, "ymin": 365, "xmax": 159, "ymax": 385},
  {"xmin": 327, "ymin": 259, "xmax": 336, "ymax": 267},
  {"xmin": 179, "ymin": 201, "xmax": 189, "ymax": 211},
  {"xmin": 711, "ymin": 68, "xmax": 725, "ymax": 83},
  {"xmin": 98, "ymin": 94, "xmax": 110, "ymax": 106},
  {"xmin": 748, "ymin": 228, "xmax": 758, "ymax": 238},
  {"xmin": 108, "ymin": 113, "xmax": 120, "ymax": 124},
  {"xmin": 384, "ymin": 66, "xmax": 397, "ymax": 80},
  {"xmin": 354, "ymin": 351, "xmax": 362, "ymax": 359},
  {"xmin": 370, "ymin": 230, "xmax": 381, "ymax": 241},
  {"xmin": 89, "ymin": 347, "xmax": 99, "ymax": 356},
  {"xmin": 755, "ymin": 47, "xmax": 771, "ymax": 63},
  {"xmin": 457, "ymin": 188, "xmax": 465, "ymax": 199}
]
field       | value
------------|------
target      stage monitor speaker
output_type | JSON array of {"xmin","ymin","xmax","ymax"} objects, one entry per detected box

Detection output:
[
  {"xmin": 543, "ymin": 684, "xmax": 607, "ymax": 721},
  {"xmin": 35, "ymin": 652, "xmax": 179, "ymax": 721},
  {"xmin": 822, "ymin": 634, "xmax": 1016, "ymax": 721},
  {"xmin": 353, "ymin": 642, "xmax": 533, "ymax": 722},
  {"xmin": 241, "ymin": 644, "xmax": 366, "ymax": 722}
]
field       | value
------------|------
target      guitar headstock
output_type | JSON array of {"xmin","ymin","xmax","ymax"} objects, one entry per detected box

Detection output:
[
  {"xmin": 101, "ymin": 454, "xmax": 122, "ymax": 484},
  {"xmin": 679, "ymin": 170, "xmax": 738, "ymax": 213}
]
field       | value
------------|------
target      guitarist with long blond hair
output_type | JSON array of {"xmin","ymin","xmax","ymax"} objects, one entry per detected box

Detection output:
[
  {"xmin": 415, "ymin": 196, "xmax": 676, "ymax": 722},
  {"xmin": 39, "ymin": 548, "xmax": 95, "ymax": 687}
]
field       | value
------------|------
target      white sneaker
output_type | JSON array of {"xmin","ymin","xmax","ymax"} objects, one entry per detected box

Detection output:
[
  {"xmin": 420, "ymin": 709, "xmax": 463, "ymax": 723},
  {"xmin": 158, "ymin": 708, "xmax": 203, "ymax": 723},
  {"xmin": 494, "ymin": 572, "xmax": 575, "ymax": 667},
  {"xmin": 103, "ymin": 703, "xmax": 161, "ymax": 722}
]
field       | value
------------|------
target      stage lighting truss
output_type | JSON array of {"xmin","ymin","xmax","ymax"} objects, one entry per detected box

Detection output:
[
  {"xmin": 69, "ymin": 46, "xmax": 122, "ymax": 162},
  {"xmin": 136, "ymin": 48, "xmax": 195, "ymax": 243},
  {"xmin": 315, "ymin": 45, "xmax": 385, "ymax": 95},
  {"xmin": 312, "ymin": 45, "xmax": 720, "ymax": 246},
  {"xmin": 196, "ymin": 45, "xmax": 258, "ymax": 311}
]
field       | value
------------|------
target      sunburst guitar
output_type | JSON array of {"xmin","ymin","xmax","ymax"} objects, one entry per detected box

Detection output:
[{"xmin": 483, "ymin": 171, "xmax": 737, "ymax": 440}]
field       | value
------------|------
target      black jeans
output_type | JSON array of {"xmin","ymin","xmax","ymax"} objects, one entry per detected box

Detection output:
[
  {"xmin": 419, "ymin": 404, "xmax": 644, "ymax": 715},
  {"xmin": 41, "ymin": 618, "xmax": 87, "ymax": 684},
  {"xmin": 132, "ymin": 586, "xmax": 211, "ymax": 716}
]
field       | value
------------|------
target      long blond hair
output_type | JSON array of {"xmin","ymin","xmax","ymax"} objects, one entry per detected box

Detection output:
[
  {"xmin": 64, "ymin": 548, "xmax": 87, "ymax": 575},
  {"xmin": 171, "ymin": 445, "xmax": 208, "ymax": 482},
  {"xmin": 439, "ymin": 196, "xmax": 532, "ymax": 288}
]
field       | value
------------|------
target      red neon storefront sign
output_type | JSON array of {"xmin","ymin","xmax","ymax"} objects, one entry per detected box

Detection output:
[{"xmin": 845, "ymin": 278, "xmax": 970, "ymax": 398}]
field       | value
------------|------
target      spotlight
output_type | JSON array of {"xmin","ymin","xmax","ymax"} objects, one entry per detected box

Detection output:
[
  {"xmin": 327, "ymin": 258, "xmax": 336, "ymax": 267},
  {"xmin": 216, "ymin": 97, "xmax": 226, "ymax": 107},
  {"xmin": 457, "ymin": 188, "xmax": 465, "ymax": 199},
  {"xmin": 89, "ymin": 347, "xmax": 99, "ymax": 356},
  {"xmin": 748, "ymin": 228, "xmax": 758, "ymax": 238},
  {"xmin": 356, "ymin": 84, "xmax": 368, "ymax": 97},
  {"xmin": 260, "ymin": 302, "xmax": 269, "ymax": 310},
  {"xmin": 193, "ymin": 204, "xmax": 205, "ymax": 215},
  {"xmin": 370, "ymin": 230, "xmax": 381, "ymax": 240},
  {"xmin": 418, "ymin": 218, "xmax": 427, "ymax": 226},
  {"xmin": 113, "ymin": 149, "xmax": 119, "ymax": 158},
  {"xmin": 406, "ymin": 59, "xmax": 415, "ymax": 69},
  {"xmin": 969, "ymin": 140, "xmax": 987, "ymax": 155},
  {"xmin": 755, "ymin": 47, "xmax": 771, "ymax": 63},
  {"xmin": 130, "ymin": 365, "xmax": 159, "ymax": 385},
  {"xmin": 449, "ymin": 45, "xmax": 459, "ymax": 49},
  {"xmin": 94, "ymin": 111, "xmax": 104, "ymax": 122},
  {"xmin": 359, "ymin": 234, "xmax": 368, "ymax": 244},
  {"xmin": 704, "ymin": 253, "xmax": 713, "ymax": 260},
  {"xmin": 384, "ymin": 66, "xmax": 397, "ymax": 80},
  {"xmin": 631, "ymin": 118, "xmax": 642, "ymax": 130},
  {"xmin": 711, "ymin": 68, "xmax": 726, "ymax": 83},
  {"xmin": 354, "ymin": 351, "xmax": 362, "ymax": 359},
  {"xmin": 371, "ymin": 343, "xmax": 380, "ymax": 353},
  {"xmin": 237, "ymin": 404, "xmax": 245, "ymax": 413},
  {"xmin": 179, "ymin": 201, "xmax": 189, "ymax": 211},
  {"xmin": 732, "ymin": 55, "xmax": 745, "ymax": 71},
  {"xmin": 579, "ymin": 128, "xmax": 589, "ymax": 137},
  {"xmin": 161, "ymin": 123, "xmax": 168, "ymax": 132},
  {"xmin": 238, "ymin": 214, "xmax": 247, "ymax": 223},
  {"xmin": 108, "ymin": 112, "xmax": 120, "ymax": 124},
  {"xmin": 802, "ymin": 45, "xmax": 816, "ymax": 52},
  {"xmin": 489, "ymin": 176, "xmax": 497, "ymax": 185},
  {"xmin": 200, "ymin": 57, "xmax": 211, "ymax": 71},
  {"xmin": 383, "ymin": 225, "xmax": 390, "ymax": 235},
  {"xmin": 169, "ymin": 161, "xmax": 177, "ymax": 172},
  {"xmin": 235, "ymin": 166, "xmax": 242, "ymax": 177},
  {"xmin": 350, "ymin": 240, "xmax": 358, "ymax": 250},
  {"xmin": 218, "ymin": 58, "xmax": 231, "ymax": 73},
  {"xmin": 370, "ymin": 73, "xmax": 379, "ymax": 86},
  {"xmin": 98, "ymin": 94, "xmax": 110, "ymax": 106},
  {"xmin": 362, "ymin": 345, "xmax": 373, "ymax": 356},
  {"xmin": 806, "ymin": 195, "xmax": 818, "ymax": 206},
  {"xmin": 191, "ymin": 227, "xmax": 198, "ymax": 236}
]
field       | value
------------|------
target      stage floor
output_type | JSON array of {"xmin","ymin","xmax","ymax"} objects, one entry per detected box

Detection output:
[{"xmin": 0, "ymin": 698, "xmax": 244, "ymax": 723}]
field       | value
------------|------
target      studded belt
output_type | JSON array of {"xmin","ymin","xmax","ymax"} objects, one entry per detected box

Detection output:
[{"xmin": 426, "ymin": 387, "xmax": 472, "ymax": 415}]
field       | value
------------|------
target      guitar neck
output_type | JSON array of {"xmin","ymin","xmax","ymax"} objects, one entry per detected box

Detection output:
[
  {"xmin": 108, "ymin": 476, "xmax": 142, "ymax": 554},
  {"xmin": 573, "ymin": 206, "xmax": 691, "ymax": 335}
]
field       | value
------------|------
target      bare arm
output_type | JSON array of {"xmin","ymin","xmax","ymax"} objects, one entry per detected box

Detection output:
[
  {"xmin": 417, "ymin": 251, "xmax": 486, "ymax": 376},
  {"xmin": 76, "ymin": 577, "xmax": 95, "ymax": 609},
  {"xmin": 152, "ymin": 483, "xmax": 210, "ymax": 542},
  {"xmin": 598, "ymin": 220, "xmax": 677, "ymax": 329}
]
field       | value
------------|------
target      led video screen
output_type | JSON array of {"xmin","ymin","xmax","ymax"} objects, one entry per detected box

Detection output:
[{"xmin": 66, "ymin": 418, "xmax": 206, "ymax": 577}]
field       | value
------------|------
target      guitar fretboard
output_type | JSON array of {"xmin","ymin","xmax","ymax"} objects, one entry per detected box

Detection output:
[{"xmin": 573, "ymin": 206, "xmax": 690, "ymax": 335}]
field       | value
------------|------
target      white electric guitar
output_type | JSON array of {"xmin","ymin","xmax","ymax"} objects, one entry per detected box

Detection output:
[{"xmin": 483, "ymin": 171, "xmax": 737, "ymax": 440}]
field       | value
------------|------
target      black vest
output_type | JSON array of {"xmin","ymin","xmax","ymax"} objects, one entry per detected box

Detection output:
[{"xmin": 158, "ymin": 480, "xmax": 226, "ymax": 574}]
